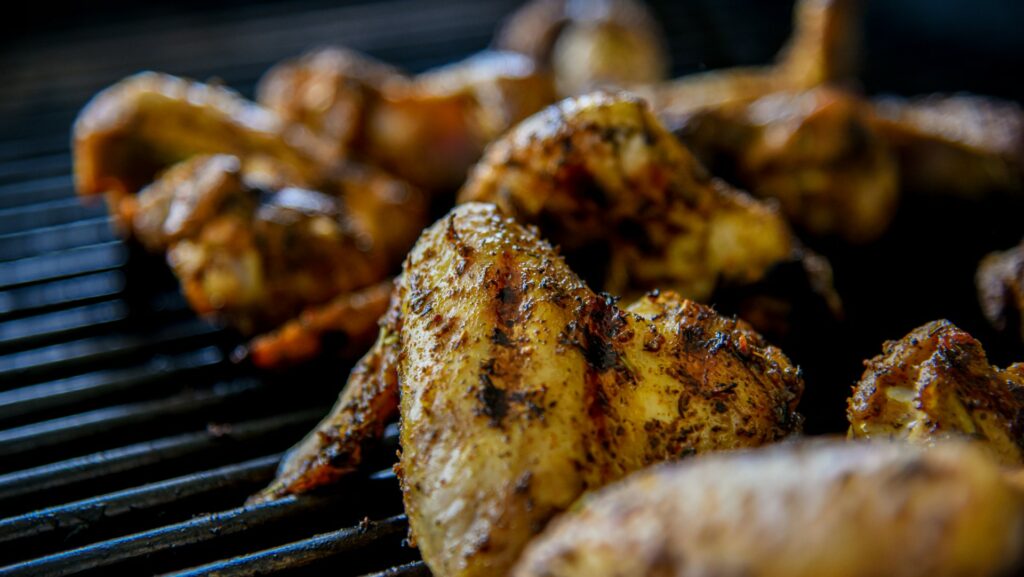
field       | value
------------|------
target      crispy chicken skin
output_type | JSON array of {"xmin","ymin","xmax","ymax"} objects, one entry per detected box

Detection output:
[
  {"xmin": 873, "ymin": 94, "xmax": 1024, "ymax": 197},
  {"xmin": 495, "ymin": 0, "xmax": 669, "ymax": 97},
  {"xmin": 133, "ymin": 154, "xmax": 426, "ymax": 337},
  {"xmin": 848, "ymin": 320, "xmax": 1024, "ymax": 466},
  {"xmin": 74, "ymin": 72, "xmax": 334, "ymax": 228},
  {"xmin": 255, "ymin": 203, "xmax": 804, "ymax": 577},
  {"xmin": 458, "ymin": 92, "xmax": 798, "ymax": 302},
  {"xmin": 258, "ymin": 49, "xmax": 555, "ymax": 192},
  {"xmin": 978, "ymin": 239, "xmax": 1024, "ymax": 342},
  {"xmin": 512, "ymin": 440, "xmax": 1024, "ymax": 577},
  {"xmin": 674, "ymin": 87, "xmax": 899, "ymax": 242}
]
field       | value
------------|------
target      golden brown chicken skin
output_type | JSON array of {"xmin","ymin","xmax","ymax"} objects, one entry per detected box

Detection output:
[
  {"xmin": 872, "ymin": 94, "xmax": 1024, "ymax": 197},
  {"xmin": 848, "ymin": 320, "xmax": 1024, "ymax": 466},
  {"xmin": 494, "ymin": 0, "xmax": 669, "ymax": 97},
  {"xmin": 258, "ymin": 49, "xmax": 555, "ymax": 193},
  {"xmin": 978, "ymin": 239, "xmax": 1024, "ymax": 343},
  {"xmin": 73, "ymin": 72, "xmax": 334, "ymax": 229},
  {"xmin": 458, "ymin": 92, "xmax": 800, "ymax": 303},
  {"xmin": 255, "ymin": 203, "xmax": 804, "ymax": 577},
  {"xmin": 672, "ymin": 87, "xmax": 899, "ymax": 242},
  {"xmin": 133, "ymin": 154, "xmax": 426, "ymax": 337},
  {"xmin": 512, "ymin": 440, "xmax": 1024, "ymax": 577}
]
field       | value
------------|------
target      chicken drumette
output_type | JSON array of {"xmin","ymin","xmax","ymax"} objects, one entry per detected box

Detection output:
[
  {"xmin": 254, "ymin": 203, "xmax": 804, "ymax": 577},
  {"xmin": 458, "ymin": 91, "xmax": 813, "ymax": 303},
  {"xmin": 512, "ymin": 440, "xmax": 1024, "ymax": 577},
  {"xmin": 977, "ymin": 239, "xmax": 1024, "ymax": 344},
  {"xmin": 74, "ymin": 72, "xmax": 428, "ymax": 365},
  {"xmin": 847, "ymin": 319, "xmax": 1024, "ymax": 466},
  {"xmin": 494, "ymin": 0, "xmax": 670, "ymax": 97},
  {"xmin": 257, "ymin": 49, "xmax": 556, "ymax": 193},
  {"xmin": 645, "ymin": 0, "xmax": 1024, "ymax": 241}
]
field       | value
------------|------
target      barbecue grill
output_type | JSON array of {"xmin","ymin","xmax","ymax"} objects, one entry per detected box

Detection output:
[{"xmin": 1, "ymin": 0, "xmax": 1022, "ymax": 575}]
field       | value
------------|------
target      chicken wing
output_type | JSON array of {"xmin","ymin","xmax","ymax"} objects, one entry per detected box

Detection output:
[
  {"xmin": 494, "ymin": 0, "xmax": 669, "ymax": 97},
  {"xmin": 978, "ymin": 239, "xmax": 1024, "ymax": 343},
  {"xmin": 872, "ymin": 94, "xmax": 1024, "ymax": 197},
  {"xmin": 847, "ymin": 320, "xmax": 1024, "ymax": 466},
  {"xmin": 458, "ymin": 91, "xmax": 802, "ymax": 303},
  {"xmin": 133, "ymin": 154, "xmax": 426, "ymax": 338},
  {"xmin": 673, "ymin": 87, "xmax": 899, "ymax": 242},
  {"xmin": 644, "ymin": 0, "xmax": 861, "ymax": 122},
  {"xmin": 73, "ymin": 72, "xmax": 334, "ymax": 229},
  {"xmin": 254, "ymin": 203, "xmax": 804, "ymax": 577},
  {"xmin": 258, "ymin": 49, "xmax": 555, "ymax": 193},
  {"xmin": 512, "ymin": 439, "xmax": 1024, "ymax": 577}
]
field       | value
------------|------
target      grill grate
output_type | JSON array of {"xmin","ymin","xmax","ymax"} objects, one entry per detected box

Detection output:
[{"xmin": 6, "ymin": 0, "xmax": 1021, "ymax": 575}]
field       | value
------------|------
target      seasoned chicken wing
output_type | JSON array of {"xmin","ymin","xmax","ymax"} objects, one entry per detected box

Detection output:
[
  {"xmin": 673, "ymin": 87, "xmax": 899, "ymax": 242},
  {"xmin": 133, "ymin": 154, "xmax": 426, "ymax": 338},
  {"xmin": 512, "ymin": 440, "xmax": 1024, "ymax": 577},
  {"xmin": 75, "ymin": 72, "xmax": 431, "ymax": 365},
  {"xmin": 458, "ymin": 92, "xmax": 802, "ymax": 303},
  {"xmin": 978, "ymin": 239, "xmax": 1024, "ymax": 343},
  {"xmin": 644, "ymin": 0, "xmax": 861, "ymax": 122},
  {"xmin": 74, "ymin": 72, "xmax": 334, "ymax": 229},
  {"xmin": 258, "ymin": 49, "xmax": 555, "ymax": 193},
  {"xmin": 255, "ymin": 203, "xmax": 804, "ymax": 577},
  {"xmin": 847, "ymin": 320, "xmax": 1024, "ymax": 466},
  {"xmin": 872, "ymin": 94, "xmax": 1024, "ymax": 197},
  {"xmin": 495, "ymin": 0, "xmax": 669, "ymax": 97}
]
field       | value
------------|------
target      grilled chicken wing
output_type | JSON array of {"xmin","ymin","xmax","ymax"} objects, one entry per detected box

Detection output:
[
  {"xmin": 74, "ymin": 72, "xmax": 334, "ymax": 229},
  {"xmin": 978, "ymin": 239, "xmax": 1024, "ymax": 343},
  {"xmin": 873, "ymin": 94, "xmax": 1024, "ymax": 197},
  {"xmin": 672, "ymin": 87, "xmax": 898, "ymax": 242},
  {"xmin": 75, "ymin": 72, "xmax": 430, "ymax": 364},
  {"xmin": 258, "ymin": 49, "xmax": 555, "ymax": 193},
  {"xmin": 847, "ymin": 320, "xmax": 1024, "ymax": 466},
  {"xmin": 255, "ymin": 203, "xmax": 804, "ymax": 577},
  {"xmin": 645, "ymin": 0, "xmax": 860, "ymax": 122},
  {"xmin": 512, "ymin": 439, "xmax": 1024, "ymax": 577},
  {"xmin": 495, "ymin": 0, "xmax": 669, "ymax": 97},
  {"xmin": 458, "ymin": 92, "xmax": 802, "ymax": 303},
  {"xmin": 132, "ymin": 154, "xmax": 426, "ymax": 340}
]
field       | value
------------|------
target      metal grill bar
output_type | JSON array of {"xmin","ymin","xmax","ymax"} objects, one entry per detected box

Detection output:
[
  {"xmin": 0, "ymin": 271, "xmax": 124, "ymax": 319},
  {"xmin": 162, "ymin": 515, "xmax": 409, "ymax": 577},
  {"xmin": 0, "ymin": 198, "xmax": 107, "ymax": 235},
  {"xmin": 0, "ymin": 496, "xmax": 367, "ymax": 577},
  {"xmin": 0, "ymin": 378, "xmax": 263, "ymax": 460},
  {"xmin": 0, "ymin": 136, "xmax": 69, "ymax": 164},
  {"xmin": 0, "ymin": 409, "xmax": 323, "ymax": 511},
  {"xmin": 0, "ymin": 154, "xmax": 71, "ymax": 186},
  {"xmin": 0, "ymin": 218, "xmax": 112, "ymax": 262},
  {"xmin": 0, "ymin": 176, "xmax": 76, "ymax": 211},
  {"xmin": 0, "ymin": 454, "xmax": 280, "ymax": 548},
  {"xmin": 0, "ymin": 346, "xmax": 223, "ymax": 422},
  {"xmin": 0, "ymin": 300, "xmax": 128, "ymax": 352},
  {"xmin": 0, "ymin": 319, "xmax": 224, "ymax": 385},
  {"xmin": 0, "ymin": 241, "xmax": 125, "ymax": 290}
]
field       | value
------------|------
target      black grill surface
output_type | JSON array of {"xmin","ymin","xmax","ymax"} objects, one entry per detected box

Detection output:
[{"xmin": 0, "ymin": 0, "xmax": 1022, "ymax": 575}]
